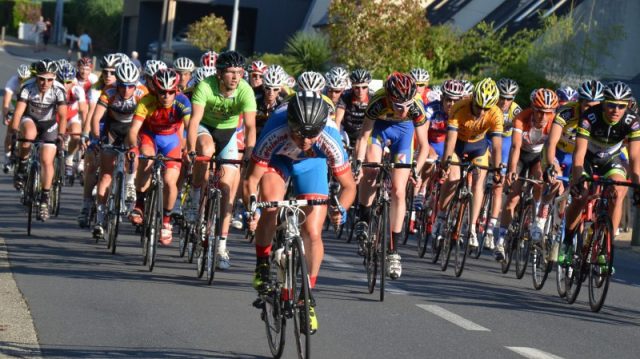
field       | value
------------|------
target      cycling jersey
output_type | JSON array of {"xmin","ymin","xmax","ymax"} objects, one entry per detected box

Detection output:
[
  {"xmin": 17, "ymin": 78, "xmax": 67, "ymax": 124},
  {"xmin": 577, "ymin": 104, "xmax": 640, "ymax": 158},
  {"xmin": 365, "ymin": 90, "xmax": 426, "ymax": 127},
  {"xmin": 424, "ymin": 100, "xmax": 447, "ymax": 143},
  {"xmin": 513, "ymin": 108, "xmax": 553, "ymax": 154},
  {"xmin": 447, "ymin": 98, "xmax": 503, "ymax": 143},
  {"xmin": 133, "ymin": 93, "xmax": 191, "ymax": 135},
  {"xmin": 88, "ymin": 79, "xmax": 113, "ymax": 104},
  {"xmin": 553, "ymin": 102, "xmax": 580, "ymax": 153},
  {"xmin": 98, "ymin": 85, "xmax": 148, "ymax": 123},
  {"xmin": 502, "ymin": 101, "xmax": 522, "ymax": 137},
  {"xmin": 76, "ymin": 73, "xmax": 98, "ymax": 97},
  {"xmin": 337, "ymin": 89, "xmax": 373, "ymax": 140},
  {"xmin": 255, "ymin": 91, "xmax": 283, "ymax": 134},
  {"xmin": 191, "ymin": 77, "xmax": 256, "ymax": 130},
  {"xmin": 4, "ymin": 76, "xmax": 21, "ymax": 108},
  {"xmin": 64, "ymin": 84, "xmax": 87, "ymax": 123}
]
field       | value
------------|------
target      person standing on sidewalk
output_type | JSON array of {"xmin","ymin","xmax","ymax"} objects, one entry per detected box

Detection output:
[
  {"xmin": 33, "ymin": 16, "xmax": 47, "ymax": 52},
  {"xmin": 77, "ymin": 30, "xmax": 92, "ymax": 58},
  {"xmin": 43, "ymin": 18, "xmax": 52, "ymax": 51}
]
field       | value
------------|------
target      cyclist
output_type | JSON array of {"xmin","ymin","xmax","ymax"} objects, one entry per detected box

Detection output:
[
  {"xmin": 556, "ymin": 85, "xmax": 578, "ymax": 106},
  {"xmin": 75, "ymin": 57, "xmax": 98, "ymax": 95},
  {"xmin": 128, "ymin": 68, "xmax": 191, "ymax": 245},
  {"xmin": 200, "ymin": 50, "xmax": 218, "ymax": 68},
  {"xmin": 335, "ymin": 69, "xmax": 373, "ymax": 152},
  {"xmin": 493, "ymin": 89, "xmax": 558, "ymax": 260},
  {"xmin": 92, "ymin": 62, "xmax": 148, "ymax": 238},
  {"xmin": 248, "ymin": 60, "xmax": 267, "ymax": 93},
  {"xmin": 325, "ymin": 67, "xmax": 349, "ymax": 107},
  {"xmin": 255, "ymin": 65, "xmax": 286, "ymax": 134},
  {"xmin": 435, "ymin": 77, "xmax": 503, "ymax": 251},
  {"xmin": 409, "ymin": 68, "xmax": 431, "ymax": 105},
  {"xmin": 354, "ymin": 72, "xmax": 430, "ymax": 279},
  {"xmin": 185, "ymin": 67, "xmax": 217, "ymax": 100},
  {"xmin": 244, "ymin": 91, "xmax": 356, "ymax": 334},
  {"xmin": 559, "ymin": 81, "xmax": 640, "ymax": 264},
  {"xmin": 3, "ymin": 64, "xmax": 32, "ymax": 173},
  {"xmin": 187, "ymin": 50, "xmax": 257, "ymax": 270},
  {"xmin": 9, "ymin": 59, "xmax": 67, "ymax": 221},
  {"xmin": 173, "ymin": 57, "xmax": 195, "ymax": 92},
  {"xmin": 141, "ymin": 60, "xmax": 167, "ymax": 92},
  {"xmin": 57, "ymin": 63, "xmax": 88, "ymax": 184}
]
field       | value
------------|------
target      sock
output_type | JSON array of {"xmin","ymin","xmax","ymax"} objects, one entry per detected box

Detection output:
[
  {"xmin": 192, "ymin": 187, "xmax": 201, "ymax": 203},
  {"xmin": 65, "ymin": 153, "xmax": 74, "ymax": 167},
  {"xmin": 163, "ymin": 209, "xmax": 171, "ymax": 225},
  {"xmin": 126, "ymin": 172, "xmax": 135, "ymax": 186},
  {"xmin": 488, "ymin": 217, "xmax": 498, "ymax": 229},
  {"xmin": 309, "ymin": 276, "xmax": 317, "ymax": 289},
  {"xmin": 218, "ymin": 236, "xmax": 227, "ymax": 253},
  {"xmin": 497, "ymin": 227, "xmax": 508, "ymax": 246},
  {"xmin": 135, "ymin": 191, "xmax": 145, "ymax": 209},
  {"xmin": 256, "ymin": 244, "xmax": 272, "ymax": 260},
  {"xmin": 40, "ymin": 189, "xmax": 50, "ymax": 202},
  {"xmin": 391, "ymin": 231, "xmax": 402, "ymax": 253},
  {"xmin": 358, "ymin": 206, "xmax": 371, "ymax": 222},
  {"xmin": 256, "ymin": 255, "xmax": 269, "ymax": 267}
]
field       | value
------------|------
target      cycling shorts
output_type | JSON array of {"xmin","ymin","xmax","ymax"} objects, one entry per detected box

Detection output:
[
  {"xmin": 486, "ymin": 134, "xmax": 511, "ymax": 173},
  {"xmin": 139, "ymin": 130, "xmax": 182, "ymax": 170},
  {"xmin": 516, "ymin": 150, "xmax": 542, "ymax": 176},
  {"xmin": 369, "ymin": 120, "xmax": 414, "ymax": 164},
  {"xmin": 429, "ymin": 140, "xmax": 444, "ymax": 159},
  {"xmin": 20, "ymin": 116, "xmax": 58, "ymax": 144},
  {"xmin": 198, "ymin": 124, "xmax": 239, "ymax": 164},
  {"xmin": 453, "ymin": 140, "xmax": 489, "ymax": 167},
  {"xmin": 104, "ymin": 120, "xmax": 131, "ymax": 147},
  {"xmin": 269, "ymin": 156, "xmax": 329, "ymax": 199},
  {"xmin": 584, "ymin": 151, "xmax": 628, "ymax": 179}
]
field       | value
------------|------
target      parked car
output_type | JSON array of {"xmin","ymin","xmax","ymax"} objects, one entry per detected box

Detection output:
[{"xmin": 146, "ymin": 30, "xmax": 202, "ymax": 62}]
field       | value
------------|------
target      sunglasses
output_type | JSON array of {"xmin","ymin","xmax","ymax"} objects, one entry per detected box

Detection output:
[
  {"xmin": 416, "ymin": 83, "xmax": 427, "ymax": 87},
  {"xmin": 392, "ymin": 100, "xmax": 413, "ymax": 111},
  {"xmin": 353, "ymin": 85, "xmax": 368, "ymax": 90},
  {"xmin": 37, "ymin": 77, "xmax": 54, "ymax": 82},
  {"xmin": 159, "ymin": 90, "xmax": 176, "ymax": 96},
  {"xmin": 118, "ymin": 83, "xmax": 136, "ymax": 89},
  {"xmin": 328, "ymin": 89, "xmax": 343, "ymax": 94},
  {"xmin": 102, "ymin": 70, "xmax": 116, "ymax": 76},
  {"xmin": 251, "ymin": 73, "xmax": 262, "ymax": 79},
  {"xmin": 63, "ymin": 80, "xmax": 75, "ymax": 84},
  {"xmin": 605, "ymin": 102, "xmax": 628, "ymax": 110},
  {"xmin": 264, "ymin": 86, "xmax": 281, "ymax": 92}
]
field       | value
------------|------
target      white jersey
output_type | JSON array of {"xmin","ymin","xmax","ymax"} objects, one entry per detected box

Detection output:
[{"xmin": 4, "ymin": 76, "xmax": 20, "ymax": 104}]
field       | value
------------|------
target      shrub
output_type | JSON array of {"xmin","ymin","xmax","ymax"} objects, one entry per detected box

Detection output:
[
  {"xmin": 186, "ymin": 13, "xmax": 230, "ymax": 52},
  {"xmin": 283, "ymin": 31, "xmax": 332, "ymax": 75}
]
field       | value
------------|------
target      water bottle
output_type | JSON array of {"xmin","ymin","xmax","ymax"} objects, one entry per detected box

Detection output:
[{"xmin": 273, "ymin": 247, "xmax": 285, "ymax": 283}]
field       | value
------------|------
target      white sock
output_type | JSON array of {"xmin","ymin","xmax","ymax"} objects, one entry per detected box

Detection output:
[
  {"xmin": 218, "ymin": 237, "xmax": 227, "ymax": 253},
  {"xmin": 126, "ymin": 173, "xmax": 135, "ymax": 186}
]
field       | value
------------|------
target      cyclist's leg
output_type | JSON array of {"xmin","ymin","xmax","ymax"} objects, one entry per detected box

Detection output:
[
  {"xmin": 192, "ymin": 125, "xmax": 215, "ymax": 189},
  {"xmin": 603, "ymin": 153, "xmax": 629, "ymax": 236},
  {"xmin": 387, "ymin": 121, "xmax": 414, "ymax": 249},
  {"xmin": 214, "ymin": 130, "xmax": 240, "ymax": 264},
  {"xmin": 357, "ymin": 122, "xmax": 384, "ymax": 222},
  {"xmin": 15, "ymin": 117, "xmax": 37, "ymax": 185},
  {"xmin": 66, "ymin": 118, "xmax": 82, "ymax": 172}
]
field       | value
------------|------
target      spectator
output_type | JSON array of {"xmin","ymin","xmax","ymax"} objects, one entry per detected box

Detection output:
[
  {"xmin": 43, "ymin": 18, "xmax": 52, "ymax": 51},
  {"xmin": 130, "ymin": 51, "xmax": 142, "ymax": 71},
  {"xmin": 77, "ymin": 29, "xmax": 92, "ymax": 58},
  {"xmin": 32, "ymin": 16, "xmax": 47, "ymax": 52}
]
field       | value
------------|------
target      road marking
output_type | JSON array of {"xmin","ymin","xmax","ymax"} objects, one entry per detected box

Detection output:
[
  {"xmin": 416, "ymin": 304, "xmax": 490, "ymax": 331},
  {"xmin": 505, "ymin": 347, "xmax": 565, "ymax": 359}
]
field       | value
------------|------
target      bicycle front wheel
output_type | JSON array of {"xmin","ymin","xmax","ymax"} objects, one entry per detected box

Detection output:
[
  {"xmin": 440, "ymin": 200, "xmax": 458, "ymax": 272},
  {"xmin": 471, "ymin": 189, "xmax": 492, "ymax": 259},
  {"xmin": 107, "ymin": 172, "xmax": 123, "ymax": 254},
  {"xmin": 402, "ymin": 182, "xmax": 414, "ymax": 245},
  {"xmin": 454, "ymin": 196, "xmax": 471, "ymax": 278},
  {"xmin": 26, "ymin": 164, "xmax": 39, "ymax": 236},
  {"xmin": 515, "ymin": 201, "xmax": 534, "ymax": 279},
  {"xmin": 365, "ymin": 215, "xmax": 378, "ymax": 294},
  {"xmin": 206, "ymin": 193, "xmax": 220, "ymax": 285},
  {"xmin": 379, "ymin": 202, "xmax": 389, "ymax": 302},
  {"xmin": 291, "ymin": 236, "xmax": 311, "ymax": 359},
  {"xmin": 588, "ymin": 218, "xmax": 614, "ymax": 312},
  {"xmin": 565, "ymin": 231, "xmax": 583, "ymax": 304}
]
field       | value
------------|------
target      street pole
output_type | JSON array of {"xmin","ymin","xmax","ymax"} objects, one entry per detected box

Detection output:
[
  {"xmin": 163, "ymin": 0, "xmax": 177, "ymax": 63},
  {"xmin": 157, "ymin": 0, "xmax": 169, "ymax": 60},
  {"xmin": 54, "ymin": 0, "xmax": 64, "ymax": 45},
  {"xmin": 229, "ymin": 0, "xmax": 240, "ymax": 51}
]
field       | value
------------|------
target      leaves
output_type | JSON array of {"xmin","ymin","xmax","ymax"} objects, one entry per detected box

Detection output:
[
  {"xmin": 186, "ymin": 13, "xmax": 230, "ymax": 52},
  {"xmin": 283, "ymin": 32, "xmax": 332, "ymax": 75}
]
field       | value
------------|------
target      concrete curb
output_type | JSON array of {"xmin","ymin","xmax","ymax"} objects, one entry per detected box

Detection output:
[{"xmin": 0, "ymin": 236, "xmax": 42, "ymax": 358}]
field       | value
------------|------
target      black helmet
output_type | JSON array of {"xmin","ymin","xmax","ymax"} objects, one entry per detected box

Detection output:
[
  {"xmin": 349, "ymin": 69, "xmax": 371, "ymax": 85},
  {"xmin": 604, "ymin": 81, "xmax": 633, "ymax": 101},
  {"xmin": 215, "ymin": 51, "xmax": 246, "ymax": 70},
  {"xmin": 34, "ymin": 58, "xmax": 58, "ymax": 76},
  {"xmin": 287, "ymin": 92, "xmax": 329, "ymax": 138}
]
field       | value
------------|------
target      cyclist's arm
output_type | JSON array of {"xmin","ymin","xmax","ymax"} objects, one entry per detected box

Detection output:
[
  {"xmin": 334, "ymin": 165, "xmax": 357, "ymax": 211},
  {"xmin": 629, "ymin": 139, "xmax": 640, "ymax": 184},
  {"xmin": 570, "ymin": 136, "xmax": 588, "ymax": 186},
  {"xmin": 243, "ymin": 110, "xmax": 257, "ymax": 157},
  {"xmin": 187, "ymin": 103, "xmax": 204, "ymax": 153},
  {"xmin": 508, "ymin": 131, "xmax": 521, "ymax": 175},
  {"xmin": 356, "ymin": 117, "xmax": 374, "ymax": 162},
  {"xmin": 91, "ymin": 104, "xmax": 106, "ymax": 138},
  {"xmin": 9, "ymin": 100, "xmax": 26, "ymax": 133},
  {"xmin": 242, "ymin": 160, "xmax": 267, "ymax": 205},
  {"xmin": 490, "ymin": 135, "xmax": 502, "ymax": 169},
  {"xmin": 414, "ymin": 123, "xmax": 429, "ymax": 174},
  {"xmin": 57, "ymin": 104, "xmax": 68, "ymax": 136},
  {"xmin": 442, "ymin": 129, "xmax": 457, "ymax": 164},
  {"xmin": 334, "ymin": 107, "xmax": 345, "ymax": 129},
  {"xmin": 546, "ymin": 123, "xmax": 562, "ymax": 168},
  {"xmin": 127, "ymin": 120, "xmax": 143, "ymax": 148},
  {"xmin": 2, "ymin": 89, "xmax": 12, "ymax": 119}
]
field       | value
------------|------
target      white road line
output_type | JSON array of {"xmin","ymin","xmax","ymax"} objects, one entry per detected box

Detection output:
[
  {"xmin": 505, "ymin": 347, "xmax": 565, "ymax": 359},
  {"xmin": 416, "ymin": 304, "xmax": 490, "ymax": 331}
]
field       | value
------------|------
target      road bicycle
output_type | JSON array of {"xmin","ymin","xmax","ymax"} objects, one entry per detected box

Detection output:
[{"xmin": 101, "ymin": 144, "xmax": 131, "ymax": 254}]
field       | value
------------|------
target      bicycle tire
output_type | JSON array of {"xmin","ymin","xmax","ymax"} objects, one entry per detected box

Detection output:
[
  {"xmin": 291, "ymin": 236, "xmax": 311, "ymax": 359},
  {"xmin": 428, "ymin": 184, "xmax": 442, "ymax": 263},
  {"xmin": 565, "ymin": 230, "xmax": 584, "ymax": 304},
  {"xmin": 471, "ymin": 188, "xmax": 492, "ymax": 259},
  {"xmin": 107, "ymin": 172, "xmax": 123, "ymax": 254},
  {"xmin": 366, "ymin": 215, "xmax": 378, "ymax": 294},
  {"xmin": 141, "ymin": 187, "xmax": 155, "ymax": 266},
  {"xmin": 26, "ymin": 164, "xmax": 38, "ymax": 236},
  {"xmin": 588, "ymin": 218, "xmax": 614, "ymax": 312},
  {"xmin": 51, "ymin": 154, "xmax": 63, "ymax": 217},
  {"xmin": 186, "ymin": 224, "xmax": 196, "ymax": 263},
  {"xmin": 262, "ymin": 261, "xmax": 286, "ymax": 358},
  {"xmin": 402, "ymin": 182, "xmax": 414, "ymax": 245},
  {"xmin": 346, "ymin": 205, "xmax": 357, "ymax": 243},
  {"xmin": 206, "ymin": 192, "xmax": 220, "ymax": 285},
  {"xmin": 196, "ymin": 191, "xmax": 209, "ymax": 278},
  {"xmin": 148, "ymin": 183, "xmax": 163, "ymax": 272},
  {"xmin": 501, "ymin": 226, "xmax": 517, "ymax": 274},
  {"xmin": 417, "ymin": 208, "xmax": 429, "ymax": 258},
  {"xmin": 379, "ymin": 201, "xmax": 388, "ymax": 302},
  {"xmin": 178, "ymin": 219, "xmax": 189, "ymax": 258},
  {"xmin": 440, "ymin": 200, "xmax": 458, "ymax": 272},
  {"xmin": 454, "ymin": 196, "xmax": 471, "ymax": 278},
  {"xmin": 532, "ymin": 208, "xmax": 555, "ymax": 290},
  {"xmin": 515, "ymin": 201, "xmax": 534, "ymax": 279}
]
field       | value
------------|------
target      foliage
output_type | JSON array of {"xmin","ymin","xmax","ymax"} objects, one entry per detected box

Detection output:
[
  {"xmin": 328, "ymin": 0, "xmax": 429, "ymax": 78},
  {"xmin": 257, "ymin": 53, "xmax": 298, "ymax": 76},
  {"xmin": 65, "ymin": 0, "xmax": 124, "ymax": 51},
  {"xmin": 12, "ymin": 0, "xmax": 41, "ymax": 30},
  {"xmin": 497, "ymin": 61, "xmax": 558, "ymax": 108},
  {"xmin": 186, "ymin": 13, "xmax": 230, "ymax": 52},
  {"xmin": 282, "ymin": 31, "xmax": 332, "ymax": 75}
]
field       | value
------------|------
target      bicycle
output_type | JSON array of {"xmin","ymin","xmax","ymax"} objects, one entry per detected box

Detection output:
[
  {"xmin": 559, "ymin": 174, "xmax": 637, "ymax": 312},
  {"xmin": 175, "ymin": 168, "xmax": 196, "ymax": 262},
  {"xmin": 416, "ymin": 159, "xmax": 442, "ymax": 261},
  {"xmin": 101, "ymin": 144, "xmax": 131, "ymax": 254},
  {"xmin": 19, "ymin": 139, "xmax": 53, "ymax": 235},
  {"xmin": 192, "ymin": 155, "xmax": 243, "ymax": 284},
  {"xmin": 439, "ymin": 157, "xmax": 496, "ymax": 277},
  {"xmin": 250, "ymin": 196, "xmax": 327, "ymax": 359},
  {"xmin": 136, "ymin": 153, "xmax": 182, "ymax": 272},
  {"xmin": 49, "ymin": 144, "xmax": 65, "ymax": 218},
  {"xmin": 361, "ymin": 159, "xmax": 413, "ymax": 301},
  {"xmin": 470, "ymin": 180, "xmax": 495, "ymax": 259}
]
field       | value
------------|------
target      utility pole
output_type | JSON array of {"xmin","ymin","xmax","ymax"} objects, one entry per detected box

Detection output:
[
  {"xmin": 229, "ymin": 0, "xmax": 240, "ymax": 51},
  {"xmin": 156, "ymin": 0, "xmax": 169, "ymax": 60},
  {"xmin": 54, "ymin": 0, "xmax": 64, "ymax": 45},
  {"xmin": 163, "ymin": 0, "xmax": 177, "ymax": 63}
]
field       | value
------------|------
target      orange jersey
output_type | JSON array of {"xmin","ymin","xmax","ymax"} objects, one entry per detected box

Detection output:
[
  {"xmin": 513, "ymin": 108, "xmax": 553, "ymax": 153},
  {"xmin": 447, "ymin": 98, "xmax": 503, "ymax": 143}
]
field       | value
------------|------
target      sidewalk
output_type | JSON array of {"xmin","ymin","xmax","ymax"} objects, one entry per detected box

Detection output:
[{"xmin": 1, "ymin": 35, "xmax": 71, "ymax": 62}]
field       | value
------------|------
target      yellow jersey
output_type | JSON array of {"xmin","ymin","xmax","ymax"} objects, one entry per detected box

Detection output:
[{"xmin": 447, "ymin": 98, "xmax": 503, "ymax": 143}]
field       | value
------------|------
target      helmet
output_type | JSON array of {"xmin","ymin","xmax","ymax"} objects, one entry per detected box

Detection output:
[
  {"xmin": 17, "ymin": 64, "xmax": 31, "ymax": 80},
  {"xmin": 100, "ymin": 53, "xmax": 123, "ymax": 69},
  {"xmin": 460, "ymin": 80, "xmax": 474, "ymax": 96},
  {"xmin": 286, "ymin": 75, "xmax": 296, "ymax": 88},
  {"xmin": 328, "ymin": 66, "xmax": 349, "ymax": 81},
  {"xmin": 287, "ymin": 91, "xmax": 329, "ymax": 138},
  {"xmin": 143, "ymin": 60, "xmax": 167, "ymax": 77},
  {"xmin": 116, "ymin": 62, "xmax": 140, "ymax": 84},
  {"xmin": 325, "ymin": 71, "xmax": 348, "ymax": 90},
  {"xmin": 200, "ymin": 51, "xmax": 218, "ymax": 67},
  {"xmin": 114, "ymin": 53, "xmax": 130, "ymax": 63},
  {"xmin": 409, "ymin": 68, "xmax": 430, "ymax": 84},
  {"xmin": 192, "ymin": 66, "xmax": 217, "ymax": 84},
  {"xmin": 556, "ymin": 85, "xmax": 578, "ymax": 102},
  {"xmin": 250, "ymin": 60, "xmax": 268, "ymax": 74},
  {"xmin": 77, "ymin": 57, "xmax": 93, "ymax": 68},
  {"xmin": 629, "ymin": 97, "xmax": 639, "ymax": 114},
  {"xmin": 349, "ymin": 69, "xmax": 371, "ymax": 85},
  {"xmin": 34, "ymin": 58, "xmax": 58, "ymax": 76},
  {"xmin": 531, "ymin": 88, "xmax": 559, "ymax": 111},
  {"xmin": 441, "ymin": 79, "xmax": 464, "ymax": 99},
  {"xmin": 385, "ymin": 72, "xmax": 416, "ymax": 103},
  {"xmin": 604, "ymin": 81, "xmax": 633, "ymax": 101},
  {"xmin": 578, "ymin": 80, "xmax": 605, "ymax": 101},
  {"xmin": 173, "ymin": 57, "xmax": 195, "ymax": 73},
  {"xmin": 297, "ymin": 71, "xmax": 326, "ymax": 92},
  {"xmin": 55, "ymin": 59, "xmax": 70, "ymax": 70},
  {"xmin": 428, "ymin": 85, "xmax": 442, "ymax": 102},
  {"xmin": 57, "ymin": 63, "xmax": 77, "ymax": 83},
  {"xmin": 473, "ymin": 78, "xmax": 500, "ymax": 108},
  {"xmin": 263, "ymin": 66, "xmax": 287, "ymax": 87},
  {"xmin": 215, "ymin": 51, "xmax": 246, "ymax": 70},
  {"xmin": 153, "ymin": 68, "xmax": 179, "ymax": 91},
  {"xmin": 497, "ymin": 78, "xmax": 519, "ymax": 99}
]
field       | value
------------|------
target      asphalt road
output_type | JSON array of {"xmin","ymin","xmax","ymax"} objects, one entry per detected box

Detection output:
[{"xmin": 1, "ymin": 47, "xmax": 640, "ymax": 359}]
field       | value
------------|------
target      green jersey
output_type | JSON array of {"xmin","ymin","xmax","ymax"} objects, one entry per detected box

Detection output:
[{"xmin": 191, "ymin": 77, "xmax": 257, "ymax": 129}]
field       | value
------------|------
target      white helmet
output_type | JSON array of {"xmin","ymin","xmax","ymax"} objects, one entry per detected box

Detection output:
[
  {"xmin": 409, "ymin": 68, "xmax": 430, "ymax": 84},
  {"xmin": 297, "ymin": 71, "xmax": 326, "ymax": 92},
  {"xmin": 116, "ymin": 62, "xmax": 140, "ymax": 84},
  {"xmin": 17, "ymin": 64, "xmax": 31, "ymax": 80},
  {"xmin": 192, "ymin": 66, "xmax": 217, "ymax": 84},
  {"xmin": 263, "ymin": 65, "xmax": 287, "ymax": 87},
  {"xmin": 173, "ymin": 57, "xmax": 195, "ymax": 73},
  {"xmin": 143, "ymin": 60, "xmax": 167, "ymax": 77},
  {"xmin": 461, "ymin": 80, "xmax": 474, "ymax": 96},
  {"xmin": 325, "ymin": 71, "xmax": 348, "ymax": 90}
]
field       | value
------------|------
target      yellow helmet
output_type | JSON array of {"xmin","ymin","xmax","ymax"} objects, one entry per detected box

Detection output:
[{"xmin": 473, "ymin": 77, "xmax": 500, "ymax": 108}]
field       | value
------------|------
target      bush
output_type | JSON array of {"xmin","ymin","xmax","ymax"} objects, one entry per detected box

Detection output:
[
  {"xmin": 64, "ymin": 0, "xmax": 123, "ymax": 51},
  {"xmin": 283, "ymin": 31, "xmax": 332, "ymax": 75},
  {"xmin": 12, "ymin": 0, "xmax": 40, "ymax": 30},
  {"xmin": 257, "ymin": 53, "xmax": 298, "ymax": 76},
  {"xmin": 186, "ymin": 13, "xmax": 230, "ymax": 52}
]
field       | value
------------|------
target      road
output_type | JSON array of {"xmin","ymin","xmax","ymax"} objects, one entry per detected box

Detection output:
[{"xmin": 1, "ymin": 46, "xmax": 640, "ymax": 359}]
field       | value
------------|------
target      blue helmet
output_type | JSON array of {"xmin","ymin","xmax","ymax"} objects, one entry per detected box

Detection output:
[
  {"xmin": 556, "ymin": 86, "xmax": 578, "ymax": 102},
  {"xmin": 57, "ymin": 63, "xmax": 77, "ymax": 83}
]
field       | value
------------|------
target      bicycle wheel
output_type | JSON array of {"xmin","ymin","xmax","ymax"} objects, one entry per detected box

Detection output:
[
  {"xmin": 206, "ymin": 193, "xmax": 220, "ymax": 285},
  {"xmin": 365, "ymin": 214, "xmax": 378, "ymax": 294},
  {"xmin": 440, "ymin": 200, "xmax": 458, "ymax": 272},
  {"xmin": 471, "ymin": 188, "xmax": 491, "ymax": 259},
  {"xmin": 379, "ymin": 202, "xmax": 389, "ymax": 302},
  {"xmin": 588, "ymin": 218, "xmax": 614, "ymax": 312},
  {"xmin": 402, "ymin": 182, "xmax": 414, "ymax": 245},
  {"xmin": 291, "ymin": 236, "xmax": 311, "ymax": 359},
  {"xmin": 515, "ymin": 201, "xmax": 534, "ymax": 279},
  {"xmin": 501, "ymin": 222, "xmax": 518, "ymax": 274},
  {"xmin": 26, "ymin": 164, "xmax": 38, "ymax": 236},
  {"xmin": 565, "ymin": 231, "xmax": 583, "ymax": 304},
  {"xmin": 141, "ymin": 187, "xmax": 155, "ymax": 266},
  {"xmin": 51, "ymin": 154, "xmax": 63, "ymax": 217},
  {"xmin": 454, "ymin": 197, "xmax": 471, "ymax": 278},
  {"xmin": 532, "ymin": 210, "xmax": 555, "ymax": 290},
  {"xmin": 427, "ymin": 186, "xmax": 443, "ymax": 263},
  {"xmin": 107, "ymin": 172, "xmax": 123, "ymax": 254},
  {"xmin": 148, "ymin": 184, "xmax": 162, "ymax": 271},
  {"xmin": 262, "ymin": 264, "xmax": 286, "ymax": 358},
  {"xmin": 178, "ymin": 189, "xmax": 191, "ymax": 258},
  {"xmin": 196, "ymin": 194, "xmax": 209, "ymax": 278},
  {"xmin": 416, "ymin": 208, "xmax": 429, "ymax": 258},
  {"xmin": 186, "ymin": 224, "xmax": 197, "ymax": 263}
]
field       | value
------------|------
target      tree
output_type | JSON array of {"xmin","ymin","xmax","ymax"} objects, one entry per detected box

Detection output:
[
  {"xmin": 65, "ymin": 0, "xmax": 124, "ymax": 50},
  {"xmin": 283, "ymin": 31, "xmax": 332, "ymax": 75},
  {"xmin": 186, "ymin": 13, "xmax": 230, "ymax": 52},
  {"xmin": 12, "ymin": 0, "xmax": 41, "ymax": 31}
]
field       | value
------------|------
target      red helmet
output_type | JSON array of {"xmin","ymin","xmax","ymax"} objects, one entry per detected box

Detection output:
[
  {"xmin": 153, "ymin": 68, "xmax": 179, "ymax": 92},
  {"xmin": 251, "ymin": 60, "xmax": 267, "ymax": 74},
  {"xmin": 200, "ymin": 51, "xmax": 218, "ymax": 68},
  {"xmin": 385, "ymin": 72, "xmax": 416, "ymax": 104},
  {"xmin": 77, "ymin": 57, "xmax": 93, "ymax": 68}
]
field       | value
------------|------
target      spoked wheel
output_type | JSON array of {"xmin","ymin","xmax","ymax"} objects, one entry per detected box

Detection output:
[
  {"xmin": 346, "ymin": 206, "xmax": 357, "ymax": 243},
  {"xmin": 107, "ymin": 173, "xmax": 123, "ymax": 254},
  {"xmin": 291, "ymin": 237, "xmax": 311, "ymax": 359},
  {"xmin": 366, "ymin": 217, "xmax": 378, "ymax": 294},
  {"xmin": 453, "ymin": 197, "xmax": 471, "ymax": 278},
  {"xmin": 588, "ymin": 219, "xmax": 614, "ymax": 312},
  {"xmin": 427, "ymin": 188, "xmax": 443, "ymax": 263},
  {"xmin": 515, "ymin": 202, "xmax": 534, "ymax": 279},
  {"xmin": 378, "ymin": 203, "xmax": 389, "ymax": 302},
  {"xmin": 196, "ymin": 239, "xmax": 206, "ymax": 278},
  {"xmin": 205, "ymin": 195, "xmax": 219, "ymax": 285},
  {"xmin": 501, "ymin": 226, "xmax": 518, "ymax": 274},
  {"xmin": 565, "ymin": 231, "xmax": 584, "ymax": 304},
  {"xmin": 206, "ymin": 234, "xmax": 217, "ymax": 285},
  {"xmin": 148, "ymin": 188, "xmax": 162, "ymax": 272},
  {"xmin": 26, "ymin": 165, "xmax": 38, "ymax": 236},
  {"xmin": 440, "ymin": 201, "xmax": 458, "ymax": 272},
  {"xmin": 178, "ymin": 218, "xmax": 189, "ymax": 258},
  {"xmin": 416, "ymin": 208, "xmax": 430, "ymax": 258},
  {"xmin": 262, "ymin": 269, "xmax": 286, "ymax": 358},
  {"xmin": 532, "ymin": 215, "xmax": 555, "ymax": 290},
  {"xmin": 402, "ymin": 182, "xmax": 415, "ymax": 245},
  {"xmin": 51, "ymin": 156, "xmax": 63, "ymax": 217},
  {"xmin": 471, "ymin": 189, "xmax": 491, "ymax": 259},
  {"xmin": 186, "ymin": 224, "xmax": 197, "ymax": 263}
]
